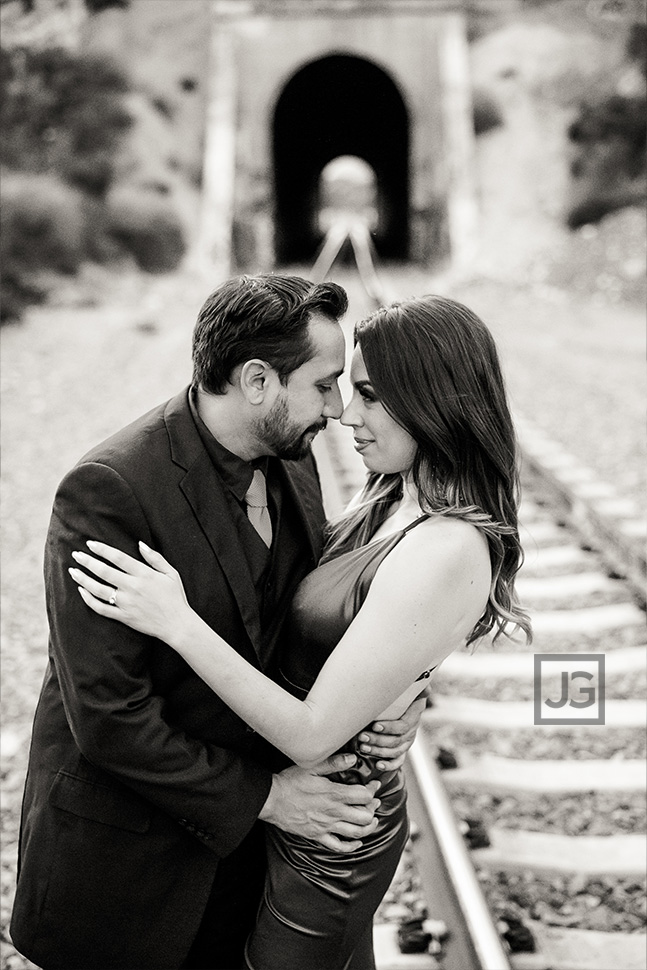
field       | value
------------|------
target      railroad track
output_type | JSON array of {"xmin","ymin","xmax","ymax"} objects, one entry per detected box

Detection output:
[
  {"xmin": 311, "ymin": 229, "xmax": 647, "ymax": 970},
  {"xmin": 425, "ymin": 455, "xmax": 646, "ymax": 970}
]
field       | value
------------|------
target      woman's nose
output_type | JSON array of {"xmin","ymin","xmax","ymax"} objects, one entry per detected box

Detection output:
[{"xmin": 340, "ymin": 398, "xmax": 360, "ymax": 427}]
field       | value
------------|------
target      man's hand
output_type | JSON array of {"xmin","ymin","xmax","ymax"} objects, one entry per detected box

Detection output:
[
  {"xmin": 355, "ymin": 690, "xmax": 429, "ymax": 771},
  {"xmin": 258, "ymin": 754, "xmax": 381, "ymax": 853}
]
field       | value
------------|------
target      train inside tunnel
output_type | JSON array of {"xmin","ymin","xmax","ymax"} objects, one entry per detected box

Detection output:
[{"xmin": 273, "ymin": 54, "xmax": 410, "ymax": 265}]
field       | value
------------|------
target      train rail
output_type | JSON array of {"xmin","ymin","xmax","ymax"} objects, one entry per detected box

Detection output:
[{"xmin": 312, "ymin": 224, "xmax": 646, "ymax": 970}]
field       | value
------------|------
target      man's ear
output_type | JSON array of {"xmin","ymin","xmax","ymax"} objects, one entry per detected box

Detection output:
[{"xmin": 239, "ymin": 359, "xmax": 276, "ymax": 405}]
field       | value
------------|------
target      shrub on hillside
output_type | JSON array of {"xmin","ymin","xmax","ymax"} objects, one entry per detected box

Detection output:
[
  {"xmin": 105, "ymin": 187, "xmax": 186, "ymax": 273},
  {"xmin": 1, "ymin": 171, "xmax": 86, "ymax": 272},
  {"xmin": 566, "ymin": 93, "xmax": 646, "ymax": 228},
  {"xmin": 0, "ymin": 46, "xmax": 133, "ymax": 197},
  {"xmin": 0, "ymin": 45, "xmax": 190, "ymax": 320},
  {"xmin": 84, "ymin": 0, "xmax": 130, "ymax": 11},
  {"xmin": 564, "ymin": 19, "xmax": 646, "ymax": 230},
  {"xmin": 1, "ymin": 171, "xmax": 86, "ymax": 323},
  {"xmin": 1, "ymin": 267, "xmax": 47, "ymax": 326},
  {"xmin": 568, "ymin": 94, "xmax": 646, "ymax": 176},
  {"xmin": 0, "ymin": 45, "xmax": 134, "ymax": 321}
]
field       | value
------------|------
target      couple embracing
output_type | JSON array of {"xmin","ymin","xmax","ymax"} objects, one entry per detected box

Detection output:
[{"xmin": 11, "ymin": 274, "xmax": 530, "ymax": 970}]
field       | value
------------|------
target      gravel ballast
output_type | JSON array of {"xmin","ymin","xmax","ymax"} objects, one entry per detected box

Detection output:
[{"xmin": 2, "ymin": 259, "xmax": 645, "ymax": 965}]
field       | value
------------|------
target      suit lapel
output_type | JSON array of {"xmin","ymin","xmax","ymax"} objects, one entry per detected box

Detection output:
[
  {"xmin": 278, "ymin": 456, "xmax": 326, "ymax": 564},
  {"xmin": 164, "ymin": 391, "xmax": 263, "ymax": 655},
  {"xmin": 163, "ymin": 392, "xmax": 327, "ymax": 652},
  {"xmin": 181, "ymin": 454, "xmax": 263, "ymax": 650}
]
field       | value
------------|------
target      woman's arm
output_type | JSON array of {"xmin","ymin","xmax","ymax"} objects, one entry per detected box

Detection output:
[{"xmin": 71, "ymin": 521, "xmax": 490, "ymax": 768}]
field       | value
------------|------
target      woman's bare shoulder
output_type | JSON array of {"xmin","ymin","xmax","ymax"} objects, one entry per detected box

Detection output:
[
  {"xmin": 378, "ymin": 514, "xmax": 491, "ymax": 593},
  {"xmin": 363, "ymin": 515, "xmax": 491, "ymax": 648},
  {"xmin": 413, "ymin": 513, "xmax": 489, "ymax": 553}
]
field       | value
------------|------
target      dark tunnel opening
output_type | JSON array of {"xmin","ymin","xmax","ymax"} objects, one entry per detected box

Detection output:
[{"xmin": 273, "ymin": 54, "xmax": 409, "ymax": 265}]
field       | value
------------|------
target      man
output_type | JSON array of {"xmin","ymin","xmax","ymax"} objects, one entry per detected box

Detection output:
[{"xmin": 11, "ymin": 275, "xmax": 423, "ymax": 970}]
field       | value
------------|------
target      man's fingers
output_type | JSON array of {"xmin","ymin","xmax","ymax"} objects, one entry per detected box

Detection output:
[
  {"xmin": 359, "ymin": 733, "xmax": 401, "ymax": 751},
  {"xmin": 310, "ymin": 753, "xmax": 357, "ymax": 776},
  {"xmin": 368, "ymin": 696, "xmax": 428, "ymax": 737},
  {"xmin": 361, "ymin": 740, "xmax": 410, "ymax": 759},
  {"xmin": 336, "ymin": 782, "xmax": 380, "ymax": 806},
  {"xmin": 332, "ymin": 818, "xmax": 379, "ymax": 841},
  {"xmin": 317, "ymin": 834, "xmax": 363, "ymax": 853},
  {"xmin": 366, "ymin": 718, "xmax": 418, "ymax": 739},
  {"xmin": 329, "ymin": 801, "xmax": 380, "ymax": 827},
  {"xmin": 360, "ymin": 724, "xmax": 416, "ymax": 749},
  {"xmin": 368, "ymin": 719, "xmax": 406, "ymax": 737},
  {"xmin": 373, "ymin": 753, "xmax": 406, "ymax": 771}
]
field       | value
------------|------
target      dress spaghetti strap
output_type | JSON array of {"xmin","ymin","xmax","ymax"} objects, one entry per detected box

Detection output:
[{"xmin": 402, "ymin": 513, "xmax": 431, "ymax": 534}]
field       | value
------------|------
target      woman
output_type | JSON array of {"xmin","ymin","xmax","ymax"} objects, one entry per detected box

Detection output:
[{"xmin": 70, "ymin": 294, "xmax": 532, "ymax": 969}]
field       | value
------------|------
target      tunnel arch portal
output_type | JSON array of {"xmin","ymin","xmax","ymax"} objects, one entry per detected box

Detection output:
[
  {"xmin": 200, "ymin": 2, "xmax": 477, "ymax": 275},
  {"xmin": 273, "ymin": 55, "xmax": 409, "ymax": 264}
]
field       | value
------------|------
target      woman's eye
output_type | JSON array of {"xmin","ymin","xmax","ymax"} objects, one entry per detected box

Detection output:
[{"xmin": 359, "ymin": 389, "xmax": 377, "ymax": 403}]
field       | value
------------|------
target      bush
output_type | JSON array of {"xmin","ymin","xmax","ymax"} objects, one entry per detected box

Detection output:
[
  {"xmin": 0, "ymin": 267, "xmax": 48, "ymax": 325},
  {"xmin": 568, "ymin": 94, "xmax": 646, "ymax": 163},
  {"xmin": 1, "ymin": 170, "xmax": 88, "ymax": 324},
  {"xmin": 84, "ymin": 0, "xmax": 130, "ymax": 11},
  {"xmin": 626, "ymin": 22, "xmax": 646, "ymax": 78},
  {"xmin": 0, "ymin": 46, "xmax": 132, "ymax": 196},
  {"xmin": 1, "ymin": 171, "xmax": 86, "ymax": 273},
  {"xmin": 0, "ymin": 45, "xmax": 133, "ymax": 321},
  {"xmin": 0, "ymin": 46, "xmax": 190, "ymax": 319},
  {"xmin": 566, "ymin": 93, "xmax": 646, "ymax": 228},
  {"xmin": 105, "ymin": 187, "xmax": 186, "ymax": 273}
]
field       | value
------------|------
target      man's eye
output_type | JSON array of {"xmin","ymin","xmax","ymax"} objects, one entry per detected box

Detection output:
[{"xmin": 318, "ymin": 384, "xmax": 333, "ymax": 393}]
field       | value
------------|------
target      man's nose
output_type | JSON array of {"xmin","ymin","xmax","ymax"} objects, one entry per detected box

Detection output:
[{"xmin": 323, "ymin": 384, "xmax": 344, "ymax": 420}]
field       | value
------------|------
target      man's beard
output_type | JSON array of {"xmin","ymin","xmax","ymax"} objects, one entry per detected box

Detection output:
[{"xmin": 256, "ymin": 396, "xmax": 327, "ymax": 461}]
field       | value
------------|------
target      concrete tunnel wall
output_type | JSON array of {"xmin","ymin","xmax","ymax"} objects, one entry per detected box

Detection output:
[{"xmin": 203, "ymin": 4, "xmax": 477, "ymax": 275}]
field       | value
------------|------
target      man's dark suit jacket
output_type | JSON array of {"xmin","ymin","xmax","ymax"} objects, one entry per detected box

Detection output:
[{"xmin": 10, "ymin": 388, "xmax": 327, "ymax": 970}]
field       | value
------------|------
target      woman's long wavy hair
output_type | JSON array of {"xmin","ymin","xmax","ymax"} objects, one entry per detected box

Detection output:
[{"xmin": 324, "ymin": 294, "xmax": 532, "ymax": 646}]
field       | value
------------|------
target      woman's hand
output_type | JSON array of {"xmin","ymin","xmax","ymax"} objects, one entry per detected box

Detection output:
[{"xmin": 69, "ymin": 540, "xmax": 195, "ymax": 646}]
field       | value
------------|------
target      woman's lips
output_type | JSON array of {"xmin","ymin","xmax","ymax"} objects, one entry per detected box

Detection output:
[{"xmin": 353, "ymin": 438, "xmax": 374, "ymax": 453}]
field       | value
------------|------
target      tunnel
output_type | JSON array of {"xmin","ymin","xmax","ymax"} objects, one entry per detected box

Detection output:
[{"xmin": 273, "ymin": 54, "xmax": 410, "ymax": 265}]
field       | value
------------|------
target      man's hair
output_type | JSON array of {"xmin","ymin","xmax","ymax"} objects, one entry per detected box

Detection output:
[{"xmin": 192, "ymin": 274, "xmax": 348, "ymax": 394}]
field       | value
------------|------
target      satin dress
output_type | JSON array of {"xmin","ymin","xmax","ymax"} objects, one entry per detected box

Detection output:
[{"xmin": 245, "ymin": 516, "xmax": 433, "ymax": 970}]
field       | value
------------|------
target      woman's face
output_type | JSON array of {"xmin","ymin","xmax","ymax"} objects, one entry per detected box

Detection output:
[{"xmin": 341, "ymin": 345, "xmax": 418, "ymax": 474}]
